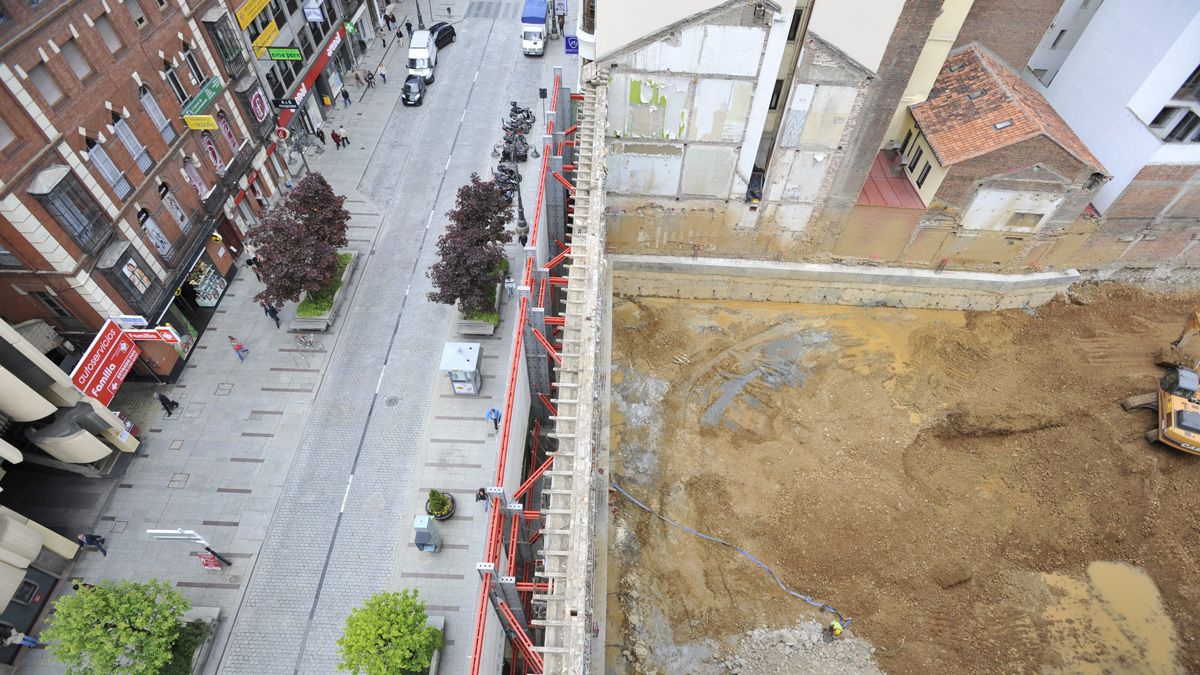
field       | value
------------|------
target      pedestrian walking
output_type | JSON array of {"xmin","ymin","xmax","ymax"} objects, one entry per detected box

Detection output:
[
  {"xmin": 156, "ymin": 392, "xmax": 180, "ymax": 416},
  {"xmin": 504, "ymin": 275, "xmax": 515, "ymax": 298},
  {"xmin": 519, "ymin": 234, "xmax": 528, "ymax": 247},
  {"xmin": 331, "ymin": 130, "xmax": 342, "ymax": 150},
  {"xmin": 384, "ymin": 13, "xmax": 395, "ymax": 30},
  {"xmin": 475, "ymin": 487, "xmax": 489, "ymax": 511},
  {"xmin": 338, "ymin": 126, "xmax": 350, "ymax": 148},
  {"xmin": 0, "ymin": 628, "xmax": 40, "ymax": 649},
  {"xmin": 396, "ymin": 26, "xmax": 404, "ymax": 42},
  {"xmin": 228, "ymin": 335, "xmax": 250, "ymax": 362},
  {"xmin": 77, "ymin": 533, "xmax": 107, "ymax": 556},
  {"xmin": 485, "ymin": 407, "xmax": 501, "ymax": 431},
  {"xmin": 315, "ymin": 128, "xmax": 326, "ymax": 144},
  {"xmin": 364, "ymin": 71, "xmax": 375, "ymax": 88},
  {"xmin": 262, "ymin": 301, "xmax": 281, "ymax": 329},
  {"xmin": 378, "ymin": 65, "xmax": 387, "ymax": 84},
  {"xmin": 405, "ymin": 20, "xmax": 413, "ymax": 36},
  {"xmin": 246, "ymin": 254, "xmax": 263, "ymax": 281},
  {"xmin": 377, "ymin": 27, "xmax": 388, "ymax": 48},
  {"xmin": 341, "ymin": 89, "xmax": 352, "ymax": 108}
]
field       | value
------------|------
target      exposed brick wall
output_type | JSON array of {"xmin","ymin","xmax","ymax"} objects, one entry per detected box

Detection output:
[{"xmin": 953, "ymin": 0, "xmax": 1060, "ymax": 72}]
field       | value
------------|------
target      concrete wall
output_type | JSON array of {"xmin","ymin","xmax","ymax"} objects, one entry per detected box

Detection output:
[
  {"xmin": 884, "ymin": 0, "xmax": 974, "ymax": 142},
  {"xmin": 1024, "ymin": 0, "xmax": 1104, "ymax": 85},
  {"xmin": 609, "ymin": 254, "xmax": 1080, "ymax": 310},
  {"xmin": 953, "ymin": 0, "xmax": 1060, "ymax": 73},
  {"xmin": 807, "ymin": 0, "xmax": 906, "ymax": 74},
  {"xmin": 1023, "ymin": 0, "xmax": 1200, "ymax": 213}
]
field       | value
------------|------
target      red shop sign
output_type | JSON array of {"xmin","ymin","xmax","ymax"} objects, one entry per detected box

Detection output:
[
  {"xmin": 70, "ymin": 320, "xmax": 142, "ymax": 407},
  {"xmin": 277, "ymin": 25, "xmax": 345, "ymax": 129}
]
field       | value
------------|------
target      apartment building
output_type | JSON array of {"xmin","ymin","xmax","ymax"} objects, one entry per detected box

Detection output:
[
  {"xmin": 1022, "ymin": 0, "xmax": 1200, "ymax": 268},
  {"xmin": 0, "ymin": 0, "xmax": 286, "ymax": 383}
]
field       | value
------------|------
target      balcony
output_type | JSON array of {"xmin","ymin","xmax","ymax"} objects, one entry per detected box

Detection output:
[
  {"xmin": 220, "ymin": 141, "xmax": 253, "ymax": 189},
  {"xmin": 202, "ymin": 185, "xmax": 226, "ymax": 217}
]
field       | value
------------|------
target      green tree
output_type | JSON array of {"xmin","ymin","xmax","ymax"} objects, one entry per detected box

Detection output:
[
  {"xmin": 42, "ymin": 579, "xmax": 190, "ymax": 675},
  {"xmin": 338, "ymin": 589, "xmax": 443, "ymax": 674}
]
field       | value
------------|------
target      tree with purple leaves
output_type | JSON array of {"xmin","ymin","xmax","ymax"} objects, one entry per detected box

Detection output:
[
  {"xmin": 427, "ymin": 174, "xmax": 513, "ymax": 318},
  {"xmin": 246, "ymin": 173, "xmax": 349, "ymax": 307}
]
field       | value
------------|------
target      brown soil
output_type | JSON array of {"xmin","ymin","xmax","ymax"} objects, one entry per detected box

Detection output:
[{"xmin": 607, "ymin": 284, "xmax": 1200, "ymax": 674}]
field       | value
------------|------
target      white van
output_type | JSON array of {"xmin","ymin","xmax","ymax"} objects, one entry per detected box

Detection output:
[{"xmin": 407, "ymin": 30, "xmax": 437, "ymax": 83}]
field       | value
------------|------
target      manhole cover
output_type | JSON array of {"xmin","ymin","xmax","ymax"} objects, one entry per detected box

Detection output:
[{"xmin": 385, "ymin": 396, "xmax": 400, "ymax": 407}]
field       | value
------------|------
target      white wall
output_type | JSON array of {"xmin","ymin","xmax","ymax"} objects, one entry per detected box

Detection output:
[
  {"xmin": 807, "ymin": 0, "xmax": 905, "ymax": 73},
  {"xmin": 596, "ymin": 0, "xmax": 797, "ymax": 59},
  {"xmin": 1024, "ymin": 0, "xmax": 1200, "ymax": 212}
]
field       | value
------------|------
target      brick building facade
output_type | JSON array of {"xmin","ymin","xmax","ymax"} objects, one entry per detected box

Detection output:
[{"xmin": 0, "ymin": 0, "xmax": 287, "ymax": 380}]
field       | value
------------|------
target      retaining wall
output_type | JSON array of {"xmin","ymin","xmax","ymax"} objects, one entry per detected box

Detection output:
[{"xmin": 609, "ymin": 255, "xmax": 1081, "ymax": 310}]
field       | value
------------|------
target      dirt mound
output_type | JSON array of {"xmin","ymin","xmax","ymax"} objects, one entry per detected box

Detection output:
[{"xmin": 608, "ymin": 285, "xmax": 1200, "ymax": 674}]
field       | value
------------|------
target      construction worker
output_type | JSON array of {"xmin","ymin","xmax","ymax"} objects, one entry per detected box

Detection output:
[{"xmin": 829, "ymin": 620, "xmax": 844, "ymax": 640}]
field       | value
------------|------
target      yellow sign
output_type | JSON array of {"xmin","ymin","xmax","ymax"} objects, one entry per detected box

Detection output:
[
  {"xmin": 235, "ymin": 0, "xmax": 270, "ymax": 29},
  {"xmin": 252, "ymin": 20, "xmax": 279, "ymax": 57},
  {"xmin": 184, "ymin": 115, "xmax": 218, "ymax": 130}
]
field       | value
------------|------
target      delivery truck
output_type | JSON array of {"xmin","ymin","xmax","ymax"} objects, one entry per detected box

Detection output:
[{"xmin": 521, "ymin": 0, "xmax": 550, "ymax": 56}]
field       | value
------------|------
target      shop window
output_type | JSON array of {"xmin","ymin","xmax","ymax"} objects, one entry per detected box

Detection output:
[
  {"xmin": 29, "ymin": 169, "xmax": 114, "ymax": 254},
  {"xmin": 87, "ymin": 139, "xmax": 133, "ymax": 199},
  {"xmin": 61, "ymin": 39, "xmax": 93, "ymax": 81},
  {"xmin": 96, "ymin": 14, "xmax": 124, "ymax": 53},
  {"xmin": 28, "ymin": 63, "xmax": 63, "ymax": 106},
  {"xmin": 140, "ymin": 85, "xmax": 178, "ymax": 144},
  {"xmin": 114, "ymin": 115, "xmax": 153, "ymax": 173}
]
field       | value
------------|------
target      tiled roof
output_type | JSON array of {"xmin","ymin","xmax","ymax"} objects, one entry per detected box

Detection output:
[{"xmin": 909, "ymin": 44, "xmax": 1105, "ymax": 171}]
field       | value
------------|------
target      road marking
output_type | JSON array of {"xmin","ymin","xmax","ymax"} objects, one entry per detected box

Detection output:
[
  {"xmin": 426, "ymin": 211, "xmax": 435, "ymax": 229},
  {"xmin": 404, "ymin": 284, "xmax": 411, "ymax": 296},
  {"xmin": 445, "ymin": 155, "xmax": 452, "ymax": 171},
  {"xmin": 340, "ymin": 475, "xmax": 353, "ymax": 513},
  {"xmin": 474, "ymin": 71, "xmax": 479, "ymax": 82},
  {"xmin": 460, "ymin": 109, "xmax": 467, "ymax": 123},
  {"xmin": 375, "ymin": 368, "xmax": 386, "ymax": 394}
]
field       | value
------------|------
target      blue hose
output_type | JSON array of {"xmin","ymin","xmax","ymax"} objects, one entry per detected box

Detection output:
[{"xmin": 610, "ymin": 479, "xmax": 852, "ymax": 627}]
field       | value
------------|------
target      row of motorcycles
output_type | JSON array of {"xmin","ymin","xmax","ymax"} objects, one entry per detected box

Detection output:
[{"xmin": 492, "ymin": 101, "xmax": 539, "ymax": 202}]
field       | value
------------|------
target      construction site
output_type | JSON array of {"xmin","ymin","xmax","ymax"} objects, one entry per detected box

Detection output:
[{"xmin": 605, "ymin": 283, "xmax": 1200, "ymax": 674}]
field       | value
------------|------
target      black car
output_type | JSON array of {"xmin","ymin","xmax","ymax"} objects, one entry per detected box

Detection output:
[
  {"xmin": 430, "ymin": 22, "xmax": 456, "ymax": 48},
  {"xmin": 402, "ymin": 74, "xmax": 426, "ymax": 106}
]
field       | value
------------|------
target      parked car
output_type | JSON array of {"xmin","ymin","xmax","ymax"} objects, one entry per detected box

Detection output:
[
  {"xmin": 430, "ymin": 22, "xmax": 456, "ymax": 49},
  {"xmin": 402, "ymin": 74, "xmax": 426, "ymax": 106}
]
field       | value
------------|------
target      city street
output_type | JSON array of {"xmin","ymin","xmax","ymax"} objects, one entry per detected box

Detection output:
[{"xmin": 17, "ymin": 0, "xmax": 576, "ymax": 672}]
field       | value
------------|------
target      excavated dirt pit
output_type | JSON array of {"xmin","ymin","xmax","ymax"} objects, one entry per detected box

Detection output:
[{"xmin": 607, "ymin": 284, "xmax": 1200, "ymax": 674}]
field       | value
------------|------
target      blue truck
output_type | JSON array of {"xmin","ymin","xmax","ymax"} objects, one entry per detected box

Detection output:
[{"xmin": 521, "ymin": 0, "xmax": 550, "ymax": 56}]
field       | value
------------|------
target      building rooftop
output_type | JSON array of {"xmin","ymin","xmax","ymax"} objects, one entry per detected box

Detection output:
[
  {"xmin": 910, "ymin": 44, "xmax": 1104, "ymax": 171},
  {"xmin": 857, "ymin": 151, "xmax": 926, "ymax": 209}
]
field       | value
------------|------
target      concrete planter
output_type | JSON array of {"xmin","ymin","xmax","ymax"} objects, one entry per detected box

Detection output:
[
  {"xmin": 181, "ymin": 606, "xmax": 221, "ymax": 675},
  {"xmin": 426, "ymin": 615, "xmax": 445, "ymax": 674},
  {"xmin": 290, "ymin": 250, "xmax": 358, "ymax": 332},
  {"xmin": 455, "ymin": 283, "xmax": 502, "ymax": 336}
]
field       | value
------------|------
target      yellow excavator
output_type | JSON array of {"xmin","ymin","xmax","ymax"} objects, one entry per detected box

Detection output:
[{"xmin": 1122, "ymin": 310, "xmax": 1200, "ymax": 455}]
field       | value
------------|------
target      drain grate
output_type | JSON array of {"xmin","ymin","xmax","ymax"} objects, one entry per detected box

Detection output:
[{"xmin": 385, "ymin": 396, "xmax": 400, "ymax": 407}]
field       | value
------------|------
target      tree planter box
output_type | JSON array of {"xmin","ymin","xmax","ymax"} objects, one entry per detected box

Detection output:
[
  {"xmin": 291, "ymin": 250, "xmax": 358, "ymax": 332},
  {"xmin": 181, "ymin": 606, "xmax": 220, "ymax": 675},
  {"xmin": 425, "ymin": 615, "xmax": 445, "ymax": 675},
  {"xmin": 455, "ymin": 283, "xmax": 503, "ymax": 336}
]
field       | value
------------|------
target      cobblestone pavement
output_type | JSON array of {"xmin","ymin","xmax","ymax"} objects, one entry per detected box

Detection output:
[{"xmin": 16, "ymin": 0, "xmax": 574, "ymax": 672}]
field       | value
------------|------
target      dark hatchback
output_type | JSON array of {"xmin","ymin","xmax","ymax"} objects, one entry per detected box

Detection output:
[
  {"xmin": 430, "ymin": 22, "xmax": 456, "ymax": 48},
  {"xmin": 402, "ymin": 74, "xmax": 426, "ymax": 105}
]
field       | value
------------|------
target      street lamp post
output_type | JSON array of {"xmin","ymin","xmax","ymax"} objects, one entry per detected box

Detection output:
[
  {"xmin": 146, "ymin": 528, "xmax": 234, "ymax": 567},
  {"xmin": 415, "ymin": 0, "xmax": 426, "ymax": 29}
]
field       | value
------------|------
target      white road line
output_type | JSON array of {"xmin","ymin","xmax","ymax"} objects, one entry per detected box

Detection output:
[
  {"xmin": 340, "ymin": 475, "xmax": 354, "ymax": 513},
  {"xmin": 474, "ymin": 71, "xmax": 479, "ymax": 82},
  {"xmin": 404, "ymin": 284, "xmax": 411, "ymax": 296},
  {"xmin": 426, "ymin": 211, "xmax": 435, "ymax": 228},
  {"xmin": 375, "ymin": 368, "xmax": 386, "ymax": 393},
  {"xmin": 444, "ymin": 156, "xmax": 452, "ymax": 171},
  {"xmin": 460, "ymin": 109, "xmax": 467, "ymax": 123}
]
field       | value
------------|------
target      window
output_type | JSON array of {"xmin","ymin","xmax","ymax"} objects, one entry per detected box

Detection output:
[
  {"xmin": 994, "ymin": 119, "xmax": 1014, "ymax": 130},
  {"xmin": 136, "ymin": 209, "xmax": 172, "ymax": 258},
  {"xmin": 95, "ymin": 15, "xmax": 123, "ymax": 53},
  {"xmin": 125, "ymin": 0, "xmax": 147, "ymax": 27},
  {"xmin": 1173, "ymin": 64, "xmax": 1200, "ymax": 102},
  {"xmin": 769, "ymin": 79, "xmax": 784, "ymax": 110},
  {"xmin": 1166, "ymin": 111, "xmax": 1200, "ymax": 142},
  {"xmin": 899, "ymin": 130, "xmax": 912, "ymax": 154},
  {"xmin": 0, "ymin": 118, "xmax": 13, "ymax": 149},
  {"xmin": 183, "ymin": 46, "xmax": 204, "ymax": 82},
  {"xmin": 31, "ymin": 291, "xmax": 75, "ymax": 321},
  {"xmin": 114, "ymin": 116, "xmax": 152, "ymax": 172},
  {"xmin": 28, "ymin": 64, "xmax": 63, "ymax": 106},
  {"xmin": 1151, "ymin": 107, "xmax": 1179, "ymax": 128},
  {"xmin": 1051, "ymin": 29, "xmax": 1067, "ymax": 48},
  {"xmin": 0, "ymin": 243, "xmax": 21, "ymax": 268},
  {"xmin": 1031, "ymin": 68, "xmax": 1049, "ymax": 82},
  {"xmin": 33, "ymin": 171, "xmax": 113, "ymax": 253},
  {"xmin": 916, "ymin": 163, "xmax": 931, "ymax": 188},
  {"xmin": 967, "ymin": 89, "xmax": 986, "ymax": 100},
  {"xmin": 156, "ymin": 0, "xmax": 167, "ymax": 7},
  {"xmin": 787, "ymin": 10, "xmax": 803, "ymax": 41},
  {"xmin": 164, "ymin": 64, "xmax": 186, "ymax": 102},
  {"xmin": 140, "ymin": 86, "xmax": 177, "ymax": 143},
  {"xmin": 202, "ymin": 14, "xmax": 247, "ymax": 76},
  {"xmin": 908, "ymin": 147, "xmax": 923, "ymax": 171},
  {"xmin": 87, "ymin": 141, "xmax": 133, "ymax": 199},
  {"xmin": 182, "ymin": 157, "xmax": 207, "ymax": 195},
  {"xmin": 1006, "ymin": 212, "xmax": 1044, "ymax": 229},
  {"xmin": 61, "ymin": 40, "xmax": 92, "ymax": 80}
]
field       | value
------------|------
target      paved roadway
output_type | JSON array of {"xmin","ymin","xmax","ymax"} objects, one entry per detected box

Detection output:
[{"xmin": 218, "ymin": 1, "xmax": 575, "ymax": 672}]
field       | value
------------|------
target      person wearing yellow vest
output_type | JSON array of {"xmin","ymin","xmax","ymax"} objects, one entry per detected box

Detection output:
[{"xmin": 829, "ymin": 620, "xmax": 845, "ymax": 640}]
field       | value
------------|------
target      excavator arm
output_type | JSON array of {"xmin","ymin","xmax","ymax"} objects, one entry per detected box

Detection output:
[{"xmin": 1171, "ymin": 310, "xmax": 1200, "ymax": 349}]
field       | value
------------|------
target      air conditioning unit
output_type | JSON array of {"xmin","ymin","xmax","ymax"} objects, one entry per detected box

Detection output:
[{"xmin": 883, "ymin": 139, "xmax": 900, "ymax": 151}]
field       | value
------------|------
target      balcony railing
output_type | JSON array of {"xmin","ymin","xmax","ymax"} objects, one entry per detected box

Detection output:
[{"xmin": 220, "ymin": 141, "xmax": 253, "ymax": 189}]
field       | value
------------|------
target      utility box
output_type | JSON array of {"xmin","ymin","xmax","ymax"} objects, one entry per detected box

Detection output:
[
  {"xmin": 440, "ymin": 342, "xmax": 481, "ymax": 395},
  {"xmin": 413, "ymin": 515, "xmax": 441, "ymax": 553}
]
